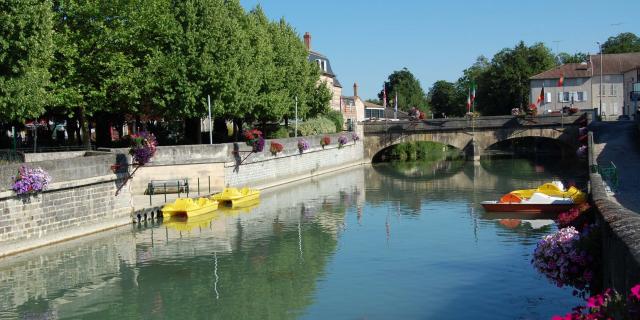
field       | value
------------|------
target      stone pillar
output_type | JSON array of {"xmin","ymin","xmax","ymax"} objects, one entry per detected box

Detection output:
[{"xmin": 464, "ymin": 139, "xmax": 481, "ymax": 161}]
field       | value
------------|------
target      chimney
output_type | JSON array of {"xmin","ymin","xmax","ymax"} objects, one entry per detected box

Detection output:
[
  {"xmin": 353, "ymin": 82, "xmax": 359, "ymax": 98},
  {"xmin": 304, "ymin": 32, "xmax": 311, "ymax": 51}
]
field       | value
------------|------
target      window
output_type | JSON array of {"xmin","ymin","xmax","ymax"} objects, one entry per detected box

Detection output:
[
  {"xmin": 545, "ymin": 92, "xmax": 552, "ymax": 103},
  {"xmin": 610, "ymin": 84, "xmax": 616, "ymax": 96},
  {"xmin": 577, "ymin": 91, "xmax": 587, "ymax": 102},
  {"xmin": 315, "ymin": 59, "xmax": 327, "ymax": 72}
]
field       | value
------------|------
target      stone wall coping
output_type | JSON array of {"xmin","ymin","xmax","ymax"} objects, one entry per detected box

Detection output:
[
  {"xmin": 0, "ymin": 173, "xmax": 119, "ymax": 201},
  {"xmin": 590, "ymin": 173, "xmax": 640, "ymax": 265},
  {"xmin": 108, "ymin": 132, "xmax": 356, "ymax": 166},
  {"xmin": 223, "ymin": 139, "xmax": 357, "ymax": 167}
]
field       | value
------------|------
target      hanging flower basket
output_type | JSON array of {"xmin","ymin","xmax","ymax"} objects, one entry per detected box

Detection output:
[
  {"xmin": 351, "ymin": 133, "xmax": 360, "ymax": 142},
  {"xmin": 320, "ymin": 135, "xmax": 331, "ymax": 149},
  {"xmin": 244, "ymin": 129, "xmax": 265, "ymax": 152},
  {"xmin": 270, "ymin": 141, "xmax": 284, "ymax": 155},
  {"xmin": 298, "ymin": 138, "xmax": 310, "ymax": 154},
  {"xmin": 129, "ymin": 131, "xmax": 158, "ymax": 165},
  {"xmin": 11, "ymin": 165, "xmax": 51, "ymax": 195},
  {"xmin": 338, "ymin": 135, "xmax": 348, "ymax": 148},
  {"xmin": 532, "ymin": 225, "xmax": 599, "ymax": 298}
]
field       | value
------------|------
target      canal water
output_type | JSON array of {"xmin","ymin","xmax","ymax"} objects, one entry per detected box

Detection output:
[{"xmin": 0, "ymin": 158, "xmax": 587, "ymax": 319}]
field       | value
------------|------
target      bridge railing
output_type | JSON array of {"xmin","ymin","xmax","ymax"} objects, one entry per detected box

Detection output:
[{"xmin": 361, "ymin": 113, "xmax": 587, "ymax": 133}]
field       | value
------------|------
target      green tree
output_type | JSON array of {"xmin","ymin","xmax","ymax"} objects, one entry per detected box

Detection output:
[
  {"xmin": 475, "ymin": 41, "xmax": 556, "ymax": 115},
  {"xmin": 556, "ymin": 52, "xmax": 588, "ymax": 64},
  {"xmin": 365, "ymin": 98, "xmax": 382, "ymax": 105},
  {"xmin": 601, "ymin": 32, "xmax": 640, "ymax": 54},
  {"xmin": 0, "ymin": 0, "xmax": 54, "ymax": 121},
  {"xmin": 428, "ymin": 81, "xmax": 466, "ymax": 117},
  {"xmin": 50, "ymin": 0, "xmax": 143, "ymax": 146},
  {"xmin": 306, "ymin": 80, "xmax": 332, "ymax": 117},
  {"xmin": 378, "ymin": 68, "xmax": 429, "ymax": 112}
]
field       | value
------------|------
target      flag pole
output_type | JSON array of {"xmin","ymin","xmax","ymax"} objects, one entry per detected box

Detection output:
[{"xmin": 208, "ymin": 95, "xmax": 213, "ymax": 145}]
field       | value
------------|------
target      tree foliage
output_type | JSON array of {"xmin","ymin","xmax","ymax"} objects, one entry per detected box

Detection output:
[
  {"xmin": 428, "ymin": 80, "xmax": 465, "ymax": 117},
  {"xmin": 474, "ymin": 42, "xmax": 556, "ymax": 115},
  {"xmin": 3, "ymin": 0, "xmax": 330, "ymax": 142},
  {"xmin": 556, "ymin": 52, "xmax": 588, "ymax": 64},
  {"xmin": 378, "ymin": 68, "xmax": 429, "ymax": 112},
  {"xmin": 601, "ymin": 32, "xmax": 640, "ymax": 54},
  {"xmin": 0, "ymin": 0, "xmax": 54, "ymax": 121}
]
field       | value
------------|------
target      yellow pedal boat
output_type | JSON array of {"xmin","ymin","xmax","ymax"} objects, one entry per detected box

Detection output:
[
  {"xmin": 509, "ymin": 181, "xmax": 586, "ymax": 204},
  {"xmin": 211, "ymin": 187, "xmax": 260, "ymax": 208},
  {"xmin": 163, "ymin": 211, "xmax": 219, "ymax": 231},
  {"xmin": 161, "ymin": 197, "xmax": 219, "ymax": 218},
  {"xmin": 218, "ymin": 198, "xmax": 260, "ymax": 215}
]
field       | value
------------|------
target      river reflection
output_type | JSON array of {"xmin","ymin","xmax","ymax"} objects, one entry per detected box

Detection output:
[{"xmin": 0, "ymin": 158, "xmax": 587, "ymax": 319}]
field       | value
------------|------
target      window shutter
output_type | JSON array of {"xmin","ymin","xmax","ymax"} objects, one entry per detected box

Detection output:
[
  {"xmin": 558, "ymin": 92, "xmax": 563, "ymax": 102},
  {"xmin": 582, "ymin": 91, "xmax": 588, "ymax": 102}
]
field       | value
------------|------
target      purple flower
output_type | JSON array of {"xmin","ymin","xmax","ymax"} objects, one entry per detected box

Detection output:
[
  {"xmin": 338, "ymin": 135, "xmax": 348, "ymax": 148},
  {"xmin": 297, "ymin": 138, "xmax": 310, "ymax": 153},
  {"xmin": 11, "ymin": 166, "xmax": 51, "ymax": 195}
]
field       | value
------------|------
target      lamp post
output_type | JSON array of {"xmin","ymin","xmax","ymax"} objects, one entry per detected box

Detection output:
[{"xmin": 597, "ymin": 42, "xmax": 603, "ymax": 118}]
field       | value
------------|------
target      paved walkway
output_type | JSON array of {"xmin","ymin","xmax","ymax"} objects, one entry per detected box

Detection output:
[{"xmin": 591, "ymin": 120, "xmax": 640, "ymax": 213}]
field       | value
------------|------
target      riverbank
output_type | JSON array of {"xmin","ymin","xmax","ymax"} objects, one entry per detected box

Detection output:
[
  {"xmin": 0, "ymin": 132, "xmax": 364, "ymax": 257},
  {"xmin": 588, "ymin": 127, "xmax": 640, "ymax": 294}
]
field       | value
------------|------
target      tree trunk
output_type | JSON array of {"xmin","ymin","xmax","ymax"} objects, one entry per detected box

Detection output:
[
  {"xmin": 213, "ymin": 118, "xmax": 227, "ymax": 143},
  {"xmin": 66, "ymin": 114, "xmax": 77, "ymax": 145},
  {"xmin": 184, "ymin": 117, "xmax": 202, "ymax": 144},
  {"xmin": 233, "ymin": 118, "xmax": 244, "ymax": 142},
  {"xmin": 95, "ymin": 112, "xmax": 111, "ymax": 148},
  {"xmin": 78, "ymin": 107, "xmax": 91, "ymax": 150}
]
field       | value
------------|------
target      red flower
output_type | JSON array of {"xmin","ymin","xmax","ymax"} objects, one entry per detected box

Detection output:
[{"xmin": 631, "ymin": 284, "xmax": 640, "ymax": 300}]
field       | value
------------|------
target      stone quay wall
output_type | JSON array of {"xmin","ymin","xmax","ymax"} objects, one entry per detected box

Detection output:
[
  {"xmin": 118, "ymin": 131, "xmax": 364, "ymax": 195},
  {"xmin": 224, "ymin": 132, "xmax": 364, "ymax": 189},
  {"xmin": 0, "ymin": 152, "xmax": 133, "ymax": 257},
  {"xmin": 0, "ymin": 132, "xmax": 364, "ymax": 257},
  {"xmin": 588, "ymin": 132, "xmax": 640, "ymax": 293}
]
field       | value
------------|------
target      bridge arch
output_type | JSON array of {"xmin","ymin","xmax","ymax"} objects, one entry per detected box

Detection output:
[{"xmin": 362, "ymin": 114, "xmax": 587, "ymax": 161}]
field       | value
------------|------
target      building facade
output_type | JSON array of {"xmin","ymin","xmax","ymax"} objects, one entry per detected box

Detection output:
[
  {"xmin": 305, "ymin": 32, "xmax": 343, "ymax": 112},
  {"xmin": 530, "ymin": 53, "xmax": 640, "ymax": 120}
]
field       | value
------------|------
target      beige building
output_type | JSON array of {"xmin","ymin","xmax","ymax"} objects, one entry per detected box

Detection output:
[
  {"xmin": 530, "ymin": 53, "xmax": 640, "ymax": 120},
  {"xmin": 305, "ymin": 32, "xmax": 343, "ymax": 112},
  {"xmin": 305, "ymin": 32, "xmax": 365, "ymax": 129}
]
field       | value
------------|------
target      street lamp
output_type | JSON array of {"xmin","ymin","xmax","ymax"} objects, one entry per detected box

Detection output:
[{"xmin": 597, "ymin": 41, "xmax": 603, "ymax": 118}]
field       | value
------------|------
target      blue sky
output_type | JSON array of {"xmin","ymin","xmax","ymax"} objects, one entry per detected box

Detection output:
[{"xmin": 240, "ymin": 0, "xmax": 640, "ymax": 100}]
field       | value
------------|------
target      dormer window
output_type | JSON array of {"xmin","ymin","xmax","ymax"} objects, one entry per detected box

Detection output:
[{"xmin": 315, "ymin": 59, "xmax": 327, "ymax": 72}]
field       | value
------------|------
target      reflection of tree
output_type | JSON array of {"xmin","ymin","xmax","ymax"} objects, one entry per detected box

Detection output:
[
  {"xmin": 480, "ymin": 156, "xmax": 588, "ymax": 187},
  {"xmin": 74, "ymin": 222, "xmax": 338, "ymax": 320},
  {"xmin": 372, "ymin": 160, "xmax": 466, "ymax": 182}
]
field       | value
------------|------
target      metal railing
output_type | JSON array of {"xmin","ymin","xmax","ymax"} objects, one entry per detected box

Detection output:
[
  {"xmin": 362, "ymin": 113, "xmax": 587, "ymax": 134},
  {"xmin": 14, "ymin": 145, "xmax": 95, "ymax": 153},
  {"xmin": 593, "ymin": 161, "xmax": 618, "ymax": 191},
  {"xmin": 0, "ymin": 150, "xmax": 24, "ymax": 163}
]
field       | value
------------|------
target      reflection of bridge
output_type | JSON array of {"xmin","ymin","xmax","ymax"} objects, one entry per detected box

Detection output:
[{"xmin": 362, "ymin": 113, "xmax": 591, "ymax": 161}]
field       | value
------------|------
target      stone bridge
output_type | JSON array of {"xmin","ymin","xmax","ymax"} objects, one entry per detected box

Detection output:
[{"xmin": 362, "ymin": 113, "xmax": 591, "ymax": 161}]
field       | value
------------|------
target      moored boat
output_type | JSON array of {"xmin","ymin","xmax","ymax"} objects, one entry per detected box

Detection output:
[
  {"xmin": 481, "ymin": 182, "xmax": 586, "ymax": 213},
  {"xmin": 211, "ymin": 187, "xmax": 260, "ymax": 208},
  {"xmin": 163, "ymin": 211, "xmax": 219, "ymax": 231},
  {"xmin": 161, "ymin": 197, "xmax": 219, "ymax": 218}
]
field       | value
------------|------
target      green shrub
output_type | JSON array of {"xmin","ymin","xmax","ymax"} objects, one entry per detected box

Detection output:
[
  {"xmin": 267, "ymin": 127, "xmax": 290, "ymax": 139},
  {"xmin": 387, "ymin": 141, "xmax": 463, "ymax": 161},
  {"xmin": 297, "ymin": 117, "xmax": 336, "ymax": 136},
  {"xmin": 324, "ymin": 110, "xmax": 344, "ymax": 132}
]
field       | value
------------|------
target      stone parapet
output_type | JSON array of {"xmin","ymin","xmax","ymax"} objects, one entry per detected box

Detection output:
[{"xmin": 590, "ymin": 156, "xmax": 640, "ymax": 294}]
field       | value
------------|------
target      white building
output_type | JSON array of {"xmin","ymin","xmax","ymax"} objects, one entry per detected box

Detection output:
[{"xmin": 530, "ymin": 53, "xmax": 640, "ymax": 120}]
